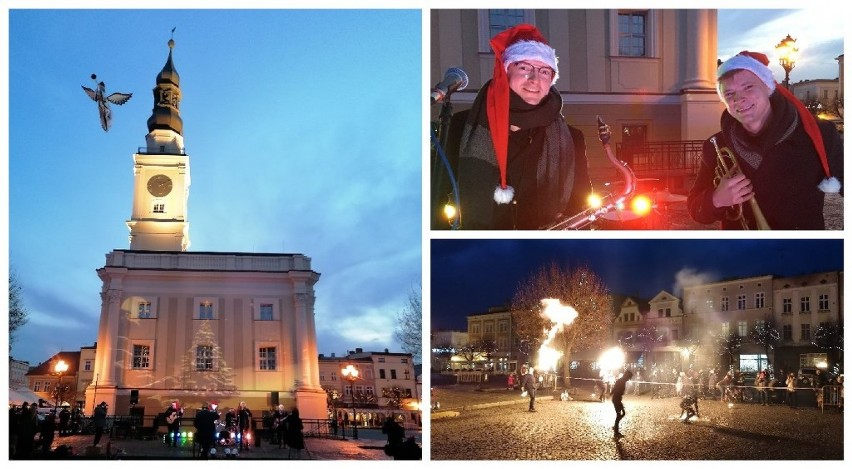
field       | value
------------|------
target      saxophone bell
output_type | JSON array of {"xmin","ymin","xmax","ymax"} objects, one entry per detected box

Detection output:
[{"xmin": 543, "ymin": 116, "xmax": 637, "ymax": 230}]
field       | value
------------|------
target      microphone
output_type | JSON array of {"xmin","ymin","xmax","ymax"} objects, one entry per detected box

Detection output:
[{"xmin": 431, "ymin": 67, "xmax": 469, "ymax": 104}]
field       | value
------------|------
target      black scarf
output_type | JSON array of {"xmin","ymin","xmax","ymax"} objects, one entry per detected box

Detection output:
[
  {"xmin": 458, "ymin": 82, "xmax": 575, "ymax": 229},
  {"xmin": 721, "ymin": 90, "xmax": 798, "ymax": 171}
]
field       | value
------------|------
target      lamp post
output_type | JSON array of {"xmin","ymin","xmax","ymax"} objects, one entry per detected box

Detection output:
[
  {"xmin": 341, "ymin": 364, "xmax": 359, "ymax": 440},
  {"xmin": 775, "ymin": 34, "xmax": 798, "ymax": 90},
  {"xmin": 53, "ymin": 360, "xmax": 69, "ymax": 414}
]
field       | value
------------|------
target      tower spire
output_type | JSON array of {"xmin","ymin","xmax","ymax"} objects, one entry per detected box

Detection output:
[{"xmin": 146, "ymin": 34, "xmax": 183, "ymax": 135}]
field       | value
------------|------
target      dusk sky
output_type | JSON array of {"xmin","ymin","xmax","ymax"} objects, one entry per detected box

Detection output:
[
  {"xmin": 4, "ymin": 9, "xmax": 421, "ymax": 365},
  {"xmin": 717, "ymin": 9, "xmax": 844, "ymax": 82},
  {"xmin": 431, "ymin": 239, "xmax": 844, "ymax": 331}
]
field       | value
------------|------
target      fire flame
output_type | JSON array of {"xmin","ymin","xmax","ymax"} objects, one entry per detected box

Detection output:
[{"xmin": 535, "ymin": 298, "xmax": 578, "ymax": 372}]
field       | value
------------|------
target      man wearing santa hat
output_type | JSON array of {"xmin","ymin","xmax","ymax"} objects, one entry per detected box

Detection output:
[
  {"xmin": 688, "ymin": 51, "xmax": 843, "ymax": 229},
  {"xmin": 441, "ymin": 24, "xmax": 592, "ymax": 230}
]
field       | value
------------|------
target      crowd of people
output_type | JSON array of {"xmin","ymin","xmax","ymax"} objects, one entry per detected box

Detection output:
[{"xmin": 9, "ymin": 402, "xmax": 88, "ymax": 459}]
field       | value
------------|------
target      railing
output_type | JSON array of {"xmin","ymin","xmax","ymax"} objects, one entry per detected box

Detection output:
[
  {"xmin": 819, "ymin": 385, "xmax": 843, "ymax": 413},
  {"xmin": 616, "ymin": 140, "xmax": 704, "ymax": 174},
  {"xmin": 137, "ymin": 147, "xmax": 187, "ymax": 155}
]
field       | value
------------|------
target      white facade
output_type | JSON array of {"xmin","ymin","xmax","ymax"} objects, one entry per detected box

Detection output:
[{"xmin": 85, "ymin": 39, "xmax": 326, "ymax": 421}]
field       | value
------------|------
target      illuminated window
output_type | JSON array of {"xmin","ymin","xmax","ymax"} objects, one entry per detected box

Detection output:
[
  {"xmin": 258, "ymin": 347, "xmax": 277, "ymax": 370},
  {"xmin": 138, "ymin": 302, "xmax": 152, "ymax": 319},
  {"xmin": 199, "ymin": 301, "xmax": 214, "ymax": 319},
  {"xmin": 133, "ymin": 344, "xmax": 151, "ymax": 369},
  {"xmin": 196, "ymin": 346, "xmax": 214, "ymax": 370},
  {"xmin": 738, "ymin": 321, "xmax": 748, "ymax": 336},
  {"xmin": 721, "ymin": 322, "xmax": 730, "ymax": 337}
]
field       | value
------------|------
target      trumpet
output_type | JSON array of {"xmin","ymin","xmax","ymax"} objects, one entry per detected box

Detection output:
[
  {"xmin": 709, "ymin": 136, "xmax": 771, "ymax": 230},
  {"xmin": 544, "ymin": 116, "xmax": 636, "ymax": 230}
]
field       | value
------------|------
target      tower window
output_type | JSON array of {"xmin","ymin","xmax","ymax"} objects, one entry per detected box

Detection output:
[
  {"xmin": 199, "ymin": 301, "xmax": 214, "ymax": 319},
  {"xmin": 153, "ymin": 203, "xmax": 165, "ymax": 213}
]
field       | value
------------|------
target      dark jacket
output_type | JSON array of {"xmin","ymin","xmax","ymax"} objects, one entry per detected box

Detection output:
[
  {"xmin": 688, "ymin": 91, "xmax": 843, "ymax": 229},
  {"xmin": 432, "ymin": 95, "xmax": 593, "ymax": 230}
]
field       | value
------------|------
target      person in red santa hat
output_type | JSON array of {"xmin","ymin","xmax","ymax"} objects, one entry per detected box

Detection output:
[
  {"xmin": 688, "ymin": 51, "xmax": 843, "ymax": 229},
  {"xmin": 440, "ymin": 24, "xmax": 592, "ymax": 230}
]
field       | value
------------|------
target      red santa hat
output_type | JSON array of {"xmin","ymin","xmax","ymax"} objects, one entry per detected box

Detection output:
[
  {"xmin": 487, "ymin": 24, "xmax": 557, "ymax": 204},
  {"xmin": 717, "ymin": 51, "xmax": 840, "ymax": 193}
]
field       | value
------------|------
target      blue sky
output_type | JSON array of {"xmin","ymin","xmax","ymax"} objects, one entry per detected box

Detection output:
[
  {"xmin": 717, "ymin": 9, "xmax": 844, "ymax": 82},
  {"xmin": 5, "ymin": 9, "xmax": 422, "ymax": 365}
]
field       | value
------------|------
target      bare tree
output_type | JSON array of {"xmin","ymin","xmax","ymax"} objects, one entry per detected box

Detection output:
[
  {"xmin": 749, "ymin": 315, "xmax": 781, "ymax": 368},
  {"xmin": 9, "ymin": 268, "xmax": 29, "ymax": 352},
  {"xmin": 511, "ymin": 263, "xmax": 612, "ymax": 387},
  {"xmin": 714, "ymin": 331, "xmax": 742, "ymax": 371},
  {"xmin": 812, "ymin": 321, "xmax": 843, "ymax": 372},
  {"xmin": 394, "ymin": 283, "xmax": 422, "ymax": 363}
]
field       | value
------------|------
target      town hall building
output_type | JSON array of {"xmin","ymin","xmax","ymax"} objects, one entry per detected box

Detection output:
[{"xmin": 83, "ymin": 38, "xmax": 327, "ymax": 420}]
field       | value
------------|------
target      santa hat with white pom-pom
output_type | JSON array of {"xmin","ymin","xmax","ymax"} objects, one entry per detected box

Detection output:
[
  {"xmin": 487, "ymin": 24, "xmax": 559, "ymax": 204},
  {"xmin": 717, "ymin": 51, "xmax": 841, "ymax": 193}
]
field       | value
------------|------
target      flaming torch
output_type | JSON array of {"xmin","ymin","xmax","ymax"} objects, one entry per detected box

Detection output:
[{"xmin": 535, "ymin": 299, "xmax": 579, "ymax": 375}]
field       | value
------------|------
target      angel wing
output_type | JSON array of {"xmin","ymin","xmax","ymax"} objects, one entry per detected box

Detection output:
[
  {"xmin": 106, "ymin": 92, "xmax": 133, "ymax": 105},
  {"xmin": 82, "ymin": 85, "xmax": 99, "ymax": 101}
]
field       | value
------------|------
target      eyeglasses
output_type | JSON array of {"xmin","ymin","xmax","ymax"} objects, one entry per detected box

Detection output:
[{"xmin": 511, "ymin": 61, "xmax": 555, "ymax": 81}]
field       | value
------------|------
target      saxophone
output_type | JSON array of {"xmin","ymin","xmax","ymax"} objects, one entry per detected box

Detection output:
[{"xmin": 544, "ymin": 116, "xmax": 637, "ymax": 230}]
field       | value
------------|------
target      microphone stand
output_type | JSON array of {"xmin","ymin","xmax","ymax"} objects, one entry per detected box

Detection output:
[{"xmin": 430, "ymin": 96, "xmax": 461, "ymax": 229}]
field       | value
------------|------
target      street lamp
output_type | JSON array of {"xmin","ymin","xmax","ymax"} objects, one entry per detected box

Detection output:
[
  {"xmin": 341, "ymin": 364, "xmax": 359, "ymax": 440},
  {"xmin": 775, "ymin": 34, "xmax": 798, "ymax": 90},
  {"xmin": 53, "ymin": 360, "xmax": 69, "ymax": 414}
]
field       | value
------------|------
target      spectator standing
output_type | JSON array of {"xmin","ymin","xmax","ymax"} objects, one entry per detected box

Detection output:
[
  {"xmin": 92, "ymin": 401, "xmax": 108, "ymax": 447},
  {"xmin": 786, "ymin": 372, "xmax": 798, "ymax": 408},
  {"xmin": 39, "ymin": 410, "xmax": 56, "ymax": 455}
]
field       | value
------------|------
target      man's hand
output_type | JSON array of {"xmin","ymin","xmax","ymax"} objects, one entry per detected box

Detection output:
[{"xmin": 712, "ymin": 173, "xmax": 754, "ymax": 208}]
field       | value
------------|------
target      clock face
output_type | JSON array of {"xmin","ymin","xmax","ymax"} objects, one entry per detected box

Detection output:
[{"xmin": 147, "ymin": 174, "xmax": 173, "ymax": 197}]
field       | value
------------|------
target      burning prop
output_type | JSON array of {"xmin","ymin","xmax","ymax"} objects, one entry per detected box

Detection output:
[{"xmin": 535, "ymin": 299, "xmax": 579, "ymax": 373}]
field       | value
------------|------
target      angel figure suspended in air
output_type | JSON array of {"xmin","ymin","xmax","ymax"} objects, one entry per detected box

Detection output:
[{"xmin": 82, "ymin": 74, "xmax": 132, "ymax": 131}]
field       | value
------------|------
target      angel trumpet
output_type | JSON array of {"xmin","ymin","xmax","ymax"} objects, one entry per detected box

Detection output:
[
  {"xmin": 544, "ymin": 116, "xmax": 636, "ymax": 230},
  {"xmin": 709, "ymin": 136, "xmax": 771, "ymax": 230}
]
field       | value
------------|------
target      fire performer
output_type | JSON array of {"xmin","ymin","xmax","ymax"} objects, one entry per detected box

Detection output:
[
  {"xmin": 521, "ymin": 366, "xmax": 537, "ymax": 412},
  {"xmin": 611, "ymin": 370, "xmax": 633, "ymax": 438}
]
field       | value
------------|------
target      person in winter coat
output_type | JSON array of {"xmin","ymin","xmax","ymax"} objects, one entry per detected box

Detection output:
[
  {"xmin": 432, "ymin": 23, "xmax": 592, "ymax": 230},
  {"xmin": 688, "ymin": 51, "xmax": 843, "ymax": 230}
]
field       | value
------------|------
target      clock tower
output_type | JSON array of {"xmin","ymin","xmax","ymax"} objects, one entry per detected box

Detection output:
[{"xmin": 127, "ymin": 38, "xmax": 190, "ymax": 251}]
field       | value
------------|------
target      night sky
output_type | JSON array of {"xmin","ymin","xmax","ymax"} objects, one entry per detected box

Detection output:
[{"xmin": 430, "ymin": 239, "xmax": 843, "ymax": 331}]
